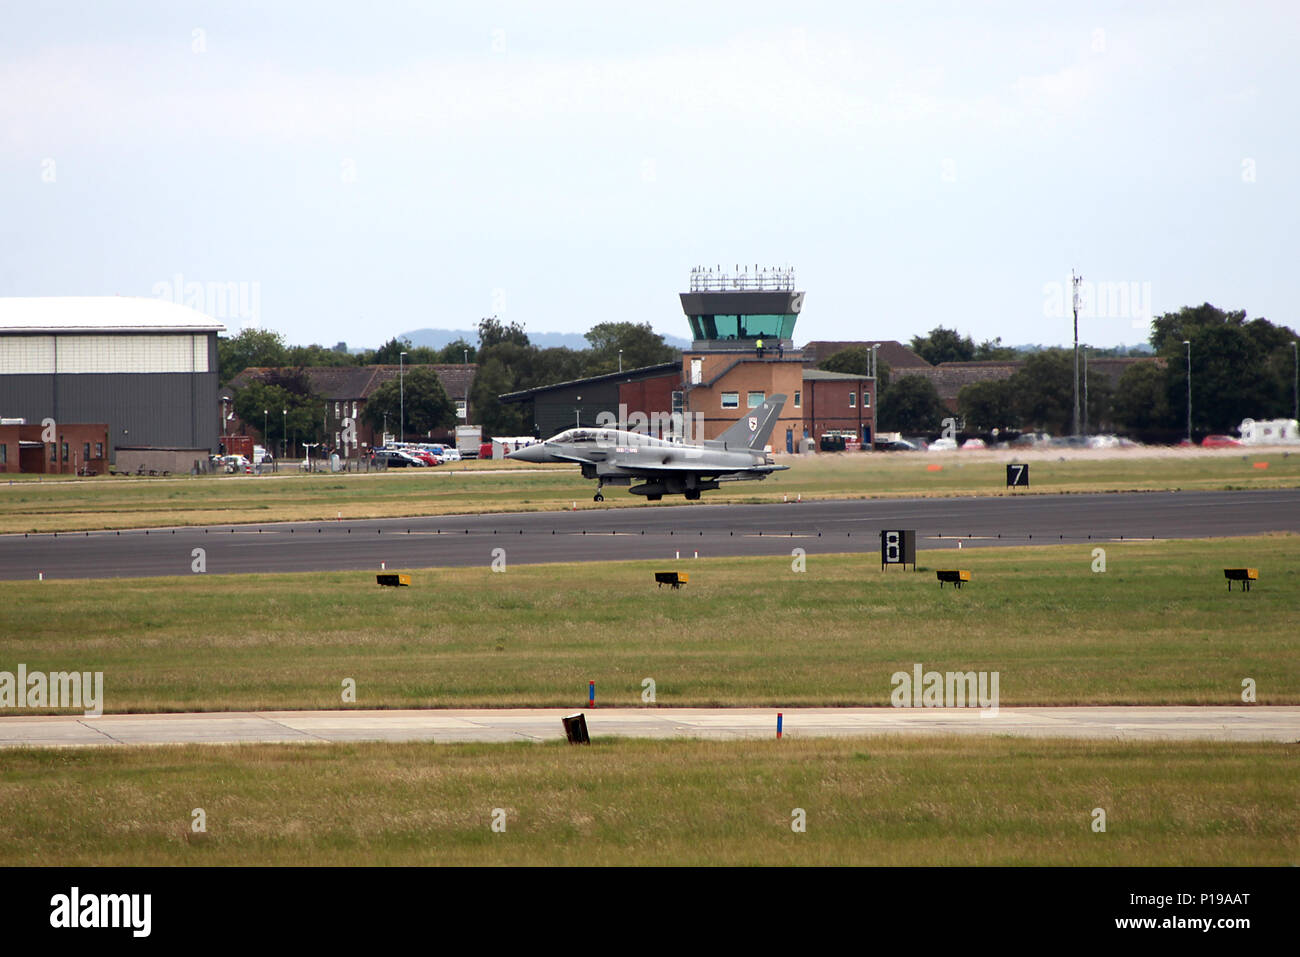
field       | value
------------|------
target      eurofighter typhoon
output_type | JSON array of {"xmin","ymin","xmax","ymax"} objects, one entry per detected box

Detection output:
[{"xmin": 507, "ymin": 395, "xmax": 789, "ymax": 501}]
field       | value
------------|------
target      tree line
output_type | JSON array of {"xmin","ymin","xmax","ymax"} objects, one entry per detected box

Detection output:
[
  {"xmin": 221, "ymin": 319, "xmax": 681, "ymax": 444},
  {"xmin": 820, "ymin": 305, "xmax": 1297, "ymax": 437}
]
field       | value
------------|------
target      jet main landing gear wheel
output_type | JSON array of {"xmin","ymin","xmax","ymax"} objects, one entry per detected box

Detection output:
[{"xmin": 593, "ymin": 491, "xmax": 604, "ymax": 502}]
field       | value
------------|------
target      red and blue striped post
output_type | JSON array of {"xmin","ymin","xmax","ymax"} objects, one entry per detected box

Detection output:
[
  {"xmin": 588, "ymin": 680, "xmax": 595, "ymax": 709},
  {"xmin": 776, "ymin": 712, "xmax": 783, "ymax": 739}
]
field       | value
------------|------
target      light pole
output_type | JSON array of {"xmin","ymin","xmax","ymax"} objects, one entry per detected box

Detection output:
[
  {"xmin": 618, "ymin": 349, "xmax": 623, "ymax": 373},
  {"xmin": 1183, "ymin": 340, "xmax": 1192, "ymax": 445},
  {"xmin": 263, "ymin": 409, "xmax": 268, "ymax": 455},
  {"xmin": 1072, "ymin": 270, "xmax": 1082, "ymax": 436},
  {"xmin": 399, "ymin": 351, "xmax": 408, "ymax": 443},
  {"xmin": 1081, "ymin": 346, "xmax": 1088, "ymax": 436},
  {"xmin": 1292, "ymin": 340, "xmax": 1298, "ymax": 422},
  {"xmin": 281, "ymin": 408, "xmax": 287, "ymax": 459},
  {"xmin": 464, "ymin": 348, "xmax": 468, "ymax": 366}
]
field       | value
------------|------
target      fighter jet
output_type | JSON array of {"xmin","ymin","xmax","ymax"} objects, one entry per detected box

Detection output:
[{"xmin": 507, "ymin": 394, "xmax": 789, "ymax": 501}]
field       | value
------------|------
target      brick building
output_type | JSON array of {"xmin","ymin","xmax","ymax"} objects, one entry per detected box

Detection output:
[
  {"xmin": 801, "ymin": 369, "xmax": 875, "ymax": 445},
  {"xmin": 0, "ymin": 421, "xmax": 109, "ymax": 475}
]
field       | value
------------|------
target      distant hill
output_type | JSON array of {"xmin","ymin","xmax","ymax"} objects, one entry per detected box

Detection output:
[{"xmin": 394, "ymin": 328, "xmax": 692, "ymax": 352}]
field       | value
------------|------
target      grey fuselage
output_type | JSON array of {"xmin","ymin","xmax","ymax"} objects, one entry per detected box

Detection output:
[{"xmin": 507, "ymin": 428, "xmax": 785, "ymax": 500}]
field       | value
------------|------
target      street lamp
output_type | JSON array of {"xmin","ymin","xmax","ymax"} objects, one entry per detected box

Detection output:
[
  {"xmin": 399, "ymin": 351, "xmax": 408, "ymax": 443},
  {"xmin": 282, "ymin": 408, "xmax": 287, "ymax": 458},
  {"xmin": 618, "ymin": 349, "xmax": 623, "ymax": 373},
  {"xmin": 1183, "ymin": 340, "xmax": 1192, "ymax": 445},
  {"xmin": 1082, "ymin": 346, "xmax": 1089, "ymax": 436},
  {"xmin": 263, "ymin": 409, "xmax": 268, "ymax": 460},
  {"xmin": 1292, "ymin": 340, "xmax": 1298, "ymax": 422},
  {"xmin": 464, "ymin": 348, "xmax": 468, "ymax": 365},
  {"xmin": 1071, "ymin": 270, "xmax": 1082, "ymax": 436}
]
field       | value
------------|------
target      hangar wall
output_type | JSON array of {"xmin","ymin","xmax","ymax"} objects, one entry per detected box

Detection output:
[{"xmin": 0, "ymin": 335, "xmax": 220, "ymax": 460}]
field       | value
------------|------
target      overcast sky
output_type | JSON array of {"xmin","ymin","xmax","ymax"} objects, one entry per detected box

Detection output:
[{"xmin": 2, "ymin": 1, "xmax": 1295, "ymax": 349}]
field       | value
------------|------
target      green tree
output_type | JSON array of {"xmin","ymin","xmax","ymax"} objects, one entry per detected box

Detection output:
[
  {"xmin": 1149, "ymin": 304, "xmax": 1296, "ymax": 431},
  {"xmin": 470, "ymin": 356, "xmax": 531, "ymax": 436},
  {"xmin": 910, "ymin": 326, "xmax": 975, "ymax": 365},
  {"xmin": 973, "ymin": 337, "xmax": 1019, "ymax": 361},
  {"xmin": 878, "ymin": 375, "xmax": 947, "ymax": 432},
  {"xmin": 1111, "ymin": 362, "xmax": 1174, "ymax": 432},
  {"xmin": 370, "ymin": 337, "xmax": 413, "ymax": 366},
  {"xmin": 532, "ymin": 347, "xmax": 587, "ymax": 387},
  {"xmin": 1008, "ymin": 350, "xmax": 1075, "ymax": 433},
  {"xmin": 957, "ymin": 379, "xmax": 1016, "ymax": 431},
  {"xmin": 818, "ymin": 347, "xmax": 891, "ymax": 392},
  {"xmin": 436, "ymin": 338, "xmax": 477, "ymax": 364},
  {"xmin": 231, "ymin": 379, "xmax": 324, "ymax": 455},
  {"xmin": 361, "ymin": 367, "xmax": 457, "ymax": 440},
  {"xmin": 478, "ymin": 317, "xmax": 530, "ymax": 350},
  {"xmin": 218, "ymin": 328, "xmax": 288, "ymax": 384},
  {"xmin": 582, "ymin": 321, "xmax": 679, "ymax": 375},
  {"xmin": 285, "ymin": 343, "xmax": 359, "ymax": 367}
]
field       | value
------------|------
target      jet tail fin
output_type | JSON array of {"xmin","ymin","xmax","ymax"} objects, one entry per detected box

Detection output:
[{"xmin": 709, "ymin": 394, "xmax": 787, "ymax": 451}]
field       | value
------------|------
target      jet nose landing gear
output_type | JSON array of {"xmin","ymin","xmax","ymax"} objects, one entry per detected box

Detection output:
[{"xmin": 593, "ymin": 492, "xmax": 604, "ymax": 502}]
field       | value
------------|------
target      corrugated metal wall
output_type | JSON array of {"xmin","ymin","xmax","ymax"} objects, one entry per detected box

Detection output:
[{"xmin": 0, "ymin": 333, "xmax": 220, "ymax": 461}]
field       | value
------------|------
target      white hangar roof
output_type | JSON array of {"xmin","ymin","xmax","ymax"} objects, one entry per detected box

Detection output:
[{"xmin": 0, "ymin": 297, "xmax": 226, "ymax": 335}]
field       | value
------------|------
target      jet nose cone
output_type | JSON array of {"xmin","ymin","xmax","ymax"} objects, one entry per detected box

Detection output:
[{"xmin": 507, "ymin": 443, "xmax": 548, "ymax": 463}]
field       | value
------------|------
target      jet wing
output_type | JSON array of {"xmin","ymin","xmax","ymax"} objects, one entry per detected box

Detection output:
[{"xmin": 601, "ymin": 454, "xmax": 786, "ymax": 475}]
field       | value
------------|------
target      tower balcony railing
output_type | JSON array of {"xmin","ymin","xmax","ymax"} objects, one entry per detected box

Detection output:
[{"xmin": 689, "ymin": 266, "xmax": 796, "ymax": 293}]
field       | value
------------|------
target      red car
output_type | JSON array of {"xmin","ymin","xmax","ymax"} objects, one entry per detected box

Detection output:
[
  {"xmin": 407, "ymin": 449, "xmax": 441, "ymax": 466},
  {"xmin": 1201, "ymin": 435, "xmax": 1242, "ymax": 448}
]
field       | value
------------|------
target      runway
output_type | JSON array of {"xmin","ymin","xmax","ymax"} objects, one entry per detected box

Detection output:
[
  {"xmin": 1, "ymin": 706, "xmax": 1296, "ymax": 747},
  {"xmin": 1, "ymin": 489, "xmax": 1297, "ymax": 580}
]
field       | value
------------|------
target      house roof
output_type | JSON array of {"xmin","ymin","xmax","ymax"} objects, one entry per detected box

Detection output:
[
  {"xmin": 902, "ymin": 356, "xmax": 1162, "ymax": 401},
  {"xmin": 897, "ymin": 362, "xmax": 1019, "ymax": 400},
  {"xmin": 499, "ymin": 363, "xmax": 679, "ymax": 401},
  {"xmin": 802, "ymin": 368, "xmax": 873, "ymax": 382},
  {"xmin": 0, "ymin": 296, "xmax": 225, "ymax": 334},
  {"xmin": 800, "ymin": 340, "xmax": 931, "ymax": 369}
]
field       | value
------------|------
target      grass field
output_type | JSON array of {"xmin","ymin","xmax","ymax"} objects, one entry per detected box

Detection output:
[
  {"xmin": 2, "ymin": 449, "xmax": 1296, "ymax": 533},
  {"xmin": 2, "ymin": 536, "xmax": 1295, "ymax": 713},
  {"xmin": 0, "ymin": 736, "xmax": 1293, "ymax": 865}
]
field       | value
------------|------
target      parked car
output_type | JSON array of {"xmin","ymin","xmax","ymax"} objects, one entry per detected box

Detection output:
[
  {"xmin": 960, "ymin": 438, "xmax": 987, "ymax": 451},
  {"xmin": 212, "ymin": 454, "xmax": 249, "ymax": 473},
  {"xmin": 928, "ymin": 437, "xmax": 958, "ymax": 452},
  {"xmin": 374, "ymin": 449, "xmax": 425, "ymax": 467},
  {"xmin": 408, "ymin": 449, "xmax": 442, "ymax": 466},
  {"xmin": 1201, "ymin": 434, "xmax": 1242, "ymax": 448},
  {"xmin": 874, "ymin": 438, "xmax": 922, "ymax": 452}
]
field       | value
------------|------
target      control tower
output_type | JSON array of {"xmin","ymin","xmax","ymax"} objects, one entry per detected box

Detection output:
[
  {"xmin": 679, "ymin": 265, "xmax": 806, "ymax": 445},
  {"xmin": 680, "ymin": 265, "xmax": 803, "ymax": 351}
]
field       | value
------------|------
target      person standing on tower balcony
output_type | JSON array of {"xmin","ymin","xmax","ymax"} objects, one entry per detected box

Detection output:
[{"xmin": 756, "ymin": 337, "xmax": 765, "ymax": 358}]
